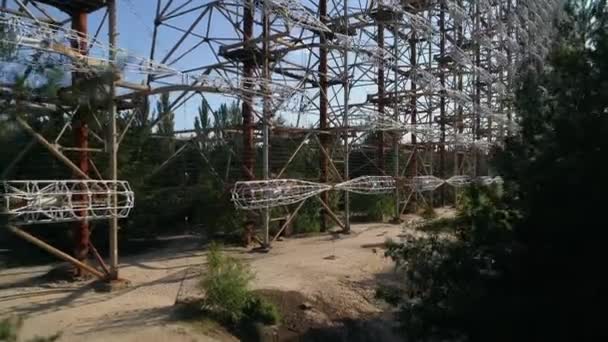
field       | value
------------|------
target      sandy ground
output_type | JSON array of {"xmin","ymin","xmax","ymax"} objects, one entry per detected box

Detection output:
[{"xmin": 0, "ymin": 221, "xmax": 426, "ymax": 341}]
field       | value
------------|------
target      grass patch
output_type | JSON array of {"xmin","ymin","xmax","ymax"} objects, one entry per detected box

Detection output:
[
  {"xmin": 351, "ymin": 194, "xmax": 395, "ymax": 222},
  {"xmin": 418, "ymin": 202, "xmax": 437, "ymax": 220},
  {"xmin": 292, "ymin": 200, "xmax": 321, "ymax": 233},
  {"xmin": 417, "ymin": 217, "xmax": 459, "ymax": 233}
]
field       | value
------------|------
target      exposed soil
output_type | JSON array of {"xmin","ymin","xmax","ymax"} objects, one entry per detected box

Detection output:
[
  {"xmin": 253, "ymin": 289, "xmax": 400, "ymax": 342},
  {"xmin": 0, "ymin": 216, "xmax": 455, "ymax": 341}
]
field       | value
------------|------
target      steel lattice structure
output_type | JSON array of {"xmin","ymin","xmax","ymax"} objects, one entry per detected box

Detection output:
[{"xmin": 0, "ymin": 0, "xmax": 564, "ymax": 277}]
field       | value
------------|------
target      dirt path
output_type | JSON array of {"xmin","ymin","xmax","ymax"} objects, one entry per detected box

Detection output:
[
  {"xmin": 0, "ymin": 223, "xmax": 409, "ymax": 341},
  {"xmin": 246, "ymin": 224, "xmax": 401, "ymax": 318}
]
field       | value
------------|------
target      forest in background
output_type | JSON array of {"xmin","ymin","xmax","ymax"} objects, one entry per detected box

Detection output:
[{"xmin": 381, "ymin": 1, "xmax": 608, "ymax": 340}]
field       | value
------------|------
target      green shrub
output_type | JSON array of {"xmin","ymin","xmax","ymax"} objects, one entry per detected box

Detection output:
[
  {"xmin": 0, "ymin": 317, "xmax": 60, "ymax": 342},
  {"xmin": 200, "ymin": 244, "xmax": 281, "ymax": 328},
  {"xmin": 0, "ymin": 317, "xmax": 20, "ymax": 342},
  {"xmin": 124, "ymin": 178, "xmax": 242, "ymax": 240},
  {"xmin": 419, "ymin": 201, "xmax": 437, "ymax": 220},
  {"xmin": 200, "ymin": 243, "xmax": 254, "ymax": 323},
  {"xmin": 243, "ymin": 295, "xmax": 281, "ymax": 325},
  {"xmin": 417, "ymin": 217, "xmax": 458, "ymax": 233},
  {"xmin": 292, "ymin": 200, "xmax": 321, "ymax": 233},
  {"xmin": 381, "ymin": 185, "xmax": 518, "ymax": 341},
  {"xmin": 371, "ymin": 195, "xmax": 395, "ymax": 221},
  {"xmin": 375, "ymin": 284, "xmax": 402, "ymax": 306},
  {"xmin": 351, "ymin": 194, "xmax": 395, "ymax": 221}
]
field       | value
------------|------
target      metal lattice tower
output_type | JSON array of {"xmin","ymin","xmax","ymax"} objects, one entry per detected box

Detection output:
[{"xmin": 0, "ymin": 0, "xmax": 564, "ymax": 263}]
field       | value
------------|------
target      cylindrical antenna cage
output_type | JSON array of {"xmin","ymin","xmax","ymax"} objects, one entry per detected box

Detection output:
[
  {"xmin": 232, "ymin": 179, "xmax": 332, "ymax": 210},
  {"xmin": 231, "ymin": 176, "xmax": 396, "ymax": 210},
  {"xmin": 334, "ymin": 176, "xmax": 397, "ymax": 195},
  {"xmin": 1, "ymin": 180, "xmax": 134, "ymax": 225},
  {"xmin": 231, "ymin": 174, "xmax": 506, "ymax": 210}
]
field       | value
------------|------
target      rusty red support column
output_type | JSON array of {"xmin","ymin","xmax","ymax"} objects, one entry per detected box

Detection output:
[
  {"xmin": 241, "ymin": 1, "xmax": 256, "ymax": 246},
  {"xmin": 71, "ymin": 11, "xmax": 90, "ymax": 274},
  {"xmin": 377, "ymin": 24, "xmax": 385, "ymax": 172},
  {"xmin": 242, "ymin": 1, "xmax": 255, "ymax": 181},
  {"xmin": 319, "ymin": 0, "xmax": 329, "ymax": 232}
]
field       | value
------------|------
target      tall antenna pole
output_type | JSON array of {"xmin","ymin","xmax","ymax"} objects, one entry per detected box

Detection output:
[
  {"xmin": 242, "ymin": 0, "xmax": 255, "ymax": 181},
  {"xmin": 474, "ymin": 0, "xmax": 481, "ymax": 177},
  {"xmin": 108, "ymin": 0, "xmax": 119, "ymax": 279},
  {"xmin": 319, "ymin": 0, "xmax": 329, "ymax": 232},
  {"xmin": 377, "ymin": 16, "xmax": 385, "ymax": 172},
  {"xmin": 71, "ymin": 8, "xmax": 90, "ymax": 277},
  {"xmin": 342, "ymin": 0, "xmax": 350, "ymax": 233},
  {"xmin": 393, "ymin": 25, "xmax": 400, "ymax": 222},
  {"xmin": 262, "ymin": 0, "xmax": 270, "ymax": 246},
  {"xmin": 241, "ymin": 0, "xmax": 256, "ymax": 247}
]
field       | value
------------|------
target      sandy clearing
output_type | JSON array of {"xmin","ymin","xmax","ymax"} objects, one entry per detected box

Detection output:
[{"xmin": 0, "ymin": 221, "xmax": 417, "ymax": 341}]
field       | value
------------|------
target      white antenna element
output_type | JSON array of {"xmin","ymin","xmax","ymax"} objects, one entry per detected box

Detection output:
[
  {"xmin": 0, "ymin": 13, "xmax": 176, "ymax": 75},
  {"xmin": 231, "ymin": 176, "xmax": 396, "ymax": 210},
  {"xmin": 410, "ymin": 68, "xmax": 439, "ymax": 90},
  {"xmin": 1, "ymin": 180, "xmax": 135, "ymax": 225},
  {"xmin": 353, "ymin": 111, "xmax": 499, "ymax": 146},
  {"xmin": 412, "ymin": 175, "xmax": 504, "ymax": 193},
  {"xmin": 231, "ymin": 179, "xmax": 331, "ymax": 210},
  {"xmin": 445, "ymin": 175, "xmax": 472, "ymax": 188},
  {"xmin": 243, "ymin": 0, "xmax": 390, "ymax": 62},
  {"xmin": 445, "ymin": 1, "xmax": 468, "ymax": 24},
  {"xmin": 412, "ymin": 176, "xmax": 445, "ymax": 192},
  {"xmin": 189, "ymin": 74, "xmax": 302, "ymax": 99},
  {"xmin": 444, "ymin": 89, "xmax": 473, "ymax": 107},
  {"xmin": 334, "ymin": 176, "xmax": 397, "ymax": 194}
]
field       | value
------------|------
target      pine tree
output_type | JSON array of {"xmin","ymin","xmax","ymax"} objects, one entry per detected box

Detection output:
[
  {"xmin": 156, "ymin": 92, "xmax": 175, "ymax": 158},
  {"xmin": 194, "ymin": 97, "xmax": 211, "ymax": 150}
]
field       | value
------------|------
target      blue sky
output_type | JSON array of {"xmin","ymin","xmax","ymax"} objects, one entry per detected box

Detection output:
[
  {"xmin": 3, "ymin": 0, "xmax": 375, "ymax": 131},
  {"xmin": 88, "ymin": 1, "xmax": 317, "ymax": 131},
  {"xmin": 91, "ymin": 1, "xmax": 231, "ymax": 130},
  {"xmin": 88, "ymin": 1, "xmax": 373, "ymax": 131}
]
